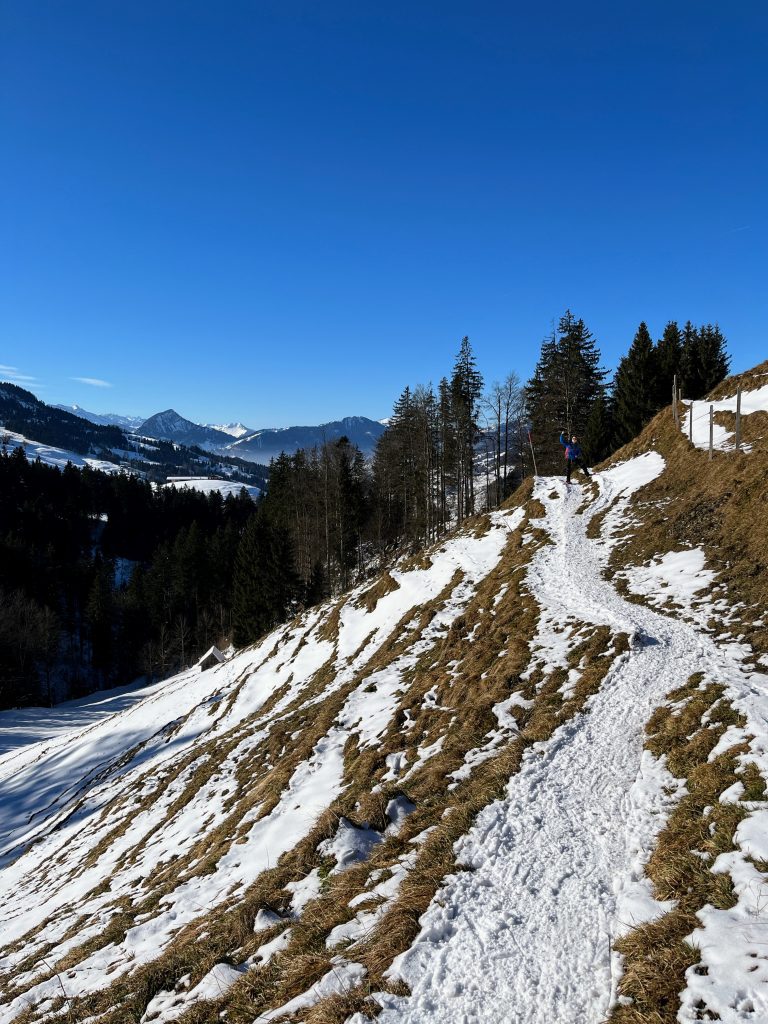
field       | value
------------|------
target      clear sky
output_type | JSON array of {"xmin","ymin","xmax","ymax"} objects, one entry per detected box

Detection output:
[{"xmin": 1, "ymin": 1, "xmax": 766, "ymax": 427}]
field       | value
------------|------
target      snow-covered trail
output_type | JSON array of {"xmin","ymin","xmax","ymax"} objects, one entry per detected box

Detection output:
[{"xmin": 380, "ymin": 466, "xmax": 759, "ymax": 1024}]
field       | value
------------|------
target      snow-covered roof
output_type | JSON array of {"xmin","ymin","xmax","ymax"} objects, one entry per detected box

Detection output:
[{"xmin": 198, "ymin": 645, "xmax": 226, "ymax": 666}]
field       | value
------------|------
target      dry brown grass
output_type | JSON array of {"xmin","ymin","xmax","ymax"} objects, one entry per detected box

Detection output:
[
  {"xmin": 355, "ymin": 572, "xmax": 400, "ymax": 612},
  {"xmin": 609, "ymin": 676, "xmax": 765, "ymax": 1022}
]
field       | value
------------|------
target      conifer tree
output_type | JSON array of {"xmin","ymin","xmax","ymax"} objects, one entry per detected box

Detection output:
[
  {"xmin": 582, "ymin": 391, "xmax": 613, "ymax": 464},
  {"xmin": 526, "ymin": 312, "xmax": 607, "ymax": 472},
  {"xmin": 232, "ymin": 513, "xmax": 299, "ymax": 646},
  {"xmin": 698, "ymin": 324, "xmax": 730, "ymax": 393},
  {"xmin": 232, "ymin": 515, "xmax": 264, "ymax": 646},
  {"xmin": 679, "ymin": 321, "xmax": 703, "ymax": 399},
  {"xmin": 612, "ymin": 322, "xmax": 659, "ymax": 445},
  {"xmin": 450, "ymin": 337, "xmax": 483, "ymax": 521},
  {"xmin": 655, "ymin": 321, "xmax": 682, "ymax": 406},
  {"xmin": 437, "ymin": 377, "xmax": 455, "ymax": 532},
  {"xmin": 87, "ymin": 558, "xmax": 115, "ymax": 685}
]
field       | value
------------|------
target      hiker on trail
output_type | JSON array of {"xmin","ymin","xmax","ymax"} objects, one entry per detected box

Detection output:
[{"xmin": 559, "ymin": 432, "xmax": 591, "ymax": 484}]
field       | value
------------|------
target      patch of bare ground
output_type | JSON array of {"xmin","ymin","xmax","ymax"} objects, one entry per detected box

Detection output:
[
  {"xmin": 354, "ymin": 572, "xmax": 400, "ymax": 613},
  {"xmin": 609, "ymin": 675, "xmax": 766, "ymax": 1023}
]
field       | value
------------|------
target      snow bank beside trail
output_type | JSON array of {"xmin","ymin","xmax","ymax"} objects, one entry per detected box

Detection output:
[
  {"xmin": 598, "ymin": 450, "xmax": 666, "ymax": 497},
  {"xmin": 621, "ymin": 547, "xmax": 717, "ymax": 617},
  {"xmin": 337, "ymin": 509, "xmax": 522, "ymax": 666},
  {"xmin": 677, "ymin": 663, "xmax": 768, "ymax": 1023},
  {"xmin": 681, "ymin": 853, "xmax": 768, "ymax": 1022},
  {"xmin": 681, "ymin": 382, "xmax": 768, "ymax": 452},
  {"xmin": 590, "ymin": 451, "xmax": 666, "ymax": 556}
]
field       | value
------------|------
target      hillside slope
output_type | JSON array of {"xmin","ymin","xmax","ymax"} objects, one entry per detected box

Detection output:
[{"xmin": 1, "ymin": 367, "xmax": 767, "ymax": 1024}]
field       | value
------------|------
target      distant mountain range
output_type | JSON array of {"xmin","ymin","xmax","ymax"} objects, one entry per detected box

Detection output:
[
  {"xmin": 4, "ymin": 387, "xmax": 389, "ymax": 487},
  {"xmin": 224, "ymin": 415, "xmax": 387, "ymax": 463},
  {"xmin": 57, "ymin": 403, "xmax": 388, "ymax": 463},
  {"xmin": 54, "ymin": 404, "xmax": 145, "ymax": 432},
  {"xmin": 2, "ymin": 385, "xmax": 268, "ymax": 490}
]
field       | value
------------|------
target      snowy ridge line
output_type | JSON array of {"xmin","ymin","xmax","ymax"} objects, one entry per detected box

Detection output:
[
  {"xmin": 372, "ymin": 452, "xmax": 768, "ymax": 1024},
  {"xmin": 0, "ymin": 510, "xmax": 519, "ymax": 1022}
]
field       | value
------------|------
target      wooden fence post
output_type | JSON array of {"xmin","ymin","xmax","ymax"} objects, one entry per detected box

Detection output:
[
  {"xmin": 673, "ymin": 375, "xmax": 678, "ymax": 425},
  {"xmin": 735, "ymin": 386, "xmax": 742, "ymax": 451},
  {"xmin": 709, "ymin": 404, "xmax": 714, "ymax": 460},
  {"xmin": 689, "ymin": 401, "xmax": 693, "ymax": 443}
]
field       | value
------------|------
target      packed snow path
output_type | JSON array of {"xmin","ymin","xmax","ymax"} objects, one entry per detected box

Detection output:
[{"xmin": 379, "ymin": 467, "xmax": 763, "ymax": 1024}]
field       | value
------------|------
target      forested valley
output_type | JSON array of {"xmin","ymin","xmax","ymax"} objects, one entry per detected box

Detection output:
[{"xmin": 0, "ymin": 313, "xmax": 730, "ymax": 709}]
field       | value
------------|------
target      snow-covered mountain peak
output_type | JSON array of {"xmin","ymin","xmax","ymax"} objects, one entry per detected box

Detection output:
[{"xmin": 204, "ymin": 421, "xmax": 253, "ymax": 438}]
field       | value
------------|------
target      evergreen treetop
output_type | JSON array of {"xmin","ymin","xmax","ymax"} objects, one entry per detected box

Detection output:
[{"xmin": 612, "ymin": 321, "xmax": 659, "ymax": 445}]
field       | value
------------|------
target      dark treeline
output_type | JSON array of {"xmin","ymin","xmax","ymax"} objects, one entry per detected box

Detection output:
[{"xmin": 0, "ymin": 449, "xmax": 259, "ymax": 708}]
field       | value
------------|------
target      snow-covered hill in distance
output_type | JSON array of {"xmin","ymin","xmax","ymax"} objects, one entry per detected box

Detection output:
[{"xmin": 2, "ymin": 385, "xmax": 268, "ymax": 492}]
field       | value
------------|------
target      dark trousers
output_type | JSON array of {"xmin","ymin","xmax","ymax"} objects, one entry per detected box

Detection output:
[{"xmin": 566, "ymin": 458, "xmax": 589, "ymax": 483}]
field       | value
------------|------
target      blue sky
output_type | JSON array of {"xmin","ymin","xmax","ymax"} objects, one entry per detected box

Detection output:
[{"xmin": 1, "ymin": 2, "xmax": 766, "ymax": 426}]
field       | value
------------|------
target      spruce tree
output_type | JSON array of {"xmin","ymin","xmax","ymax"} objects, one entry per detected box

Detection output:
[
  {"xmin": 655, "ymin": 321, "xmax": 682, "ymax": 406},
  {"xmin": 450, "ymin": 337, "xmax": 483, "ymax": 521},
  {"xmin": 232, "ymin": 512, "xmax": 299, "ymax": 647},
  {"xmin": 679, "ymin": 321, "xmax": 704, "ymax": 399},
  {"xmin": 582, "ymin": 391, "xmax": 613, "ymax": 464},
  {"xmin": 526, "ymin": 312, "xmax": 607, "ymax": 473},
  {"xmin": 232, "ymin": 515, "xmax": 264, "ymax": 646},
  {"xmin": 612, "ymin": 322, "xmax": 659, "ymax": 445},
  {"xmin": 698, "ymin": 324, "xmax": 730, "ymax": 393}
]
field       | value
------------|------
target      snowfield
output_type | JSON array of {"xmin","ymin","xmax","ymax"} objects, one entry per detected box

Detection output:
[{"xmin": 1, "ymin": 447, "xmax": 767, "ymax": 1023}]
